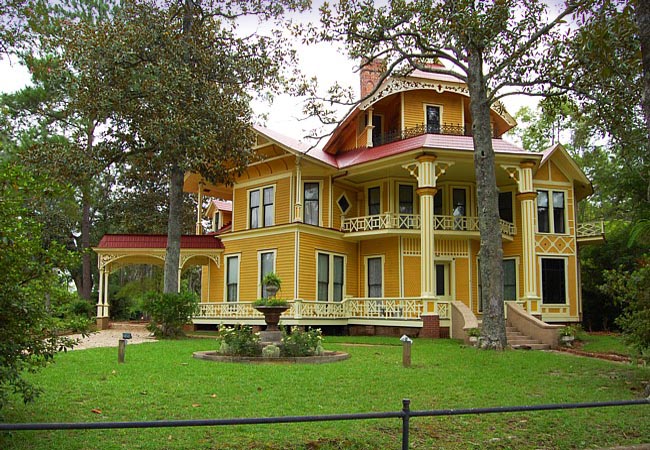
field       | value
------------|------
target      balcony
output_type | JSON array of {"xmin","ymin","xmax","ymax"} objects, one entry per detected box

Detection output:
[
  {"xmin": 340, "ymin": 212, "xmax": 516, "ymax": 239},
  {"xmin": 577, "ymin": 220, "xmax": 605, "ymax": 245},
  {"xmin": 373, "ymin": 123, "xmax": 497, "ymax": 146}
]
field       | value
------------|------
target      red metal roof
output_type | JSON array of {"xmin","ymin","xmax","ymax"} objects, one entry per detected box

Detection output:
[
  {"xmin": 96, "ymin": 234, "xmax": 224, "ymax": 249},
  {"xmin": 335, "ymin": 134, "xmax": 527, "ymax": 169},
  {"xmin": 212, "ymin": 199, "xmax": 232, "ymax": 212}
]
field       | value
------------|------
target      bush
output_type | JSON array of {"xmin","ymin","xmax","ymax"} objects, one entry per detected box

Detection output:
[
  {"xmin": 142, "ymin": 291, "xmax": 198, "ymax": 338},
  {"xmin": 281, "ymin": 327, "xmax": 323, "ymax": 357},
  {"xmin": 217, "ymin": 325, "xmax": 260, "ymax": 356}
]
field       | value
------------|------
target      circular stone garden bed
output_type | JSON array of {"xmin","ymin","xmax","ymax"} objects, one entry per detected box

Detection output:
[{"xmin": 192, "ymin": 350, "xmax": 349, "ymax": 364}]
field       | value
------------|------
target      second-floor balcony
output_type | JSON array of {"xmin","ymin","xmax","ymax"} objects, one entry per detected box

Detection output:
[
  {"xmin": 341, "ymin": 212, "xmax": 516, "ymax": 238},
  {"xmin": 373, "ymin": 123, "xmax": 497, "ymax": 147}
]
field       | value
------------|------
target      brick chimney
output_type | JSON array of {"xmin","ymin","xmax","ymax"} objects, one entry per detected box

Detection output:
[{"xmin": 360, "ymin": 58, "xmax": 386, "ymax": 98}]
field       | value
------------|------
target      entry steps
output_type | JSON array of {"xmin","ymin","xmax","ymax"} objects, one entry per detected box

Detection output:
[{"xmin": 507, "ymin": 326, "xmax": 550, "ymax": 350}]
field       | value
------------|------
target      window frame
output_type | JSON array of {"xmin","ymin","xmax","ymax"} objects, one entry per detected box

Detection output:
[
  {"xmin": 224, "ymin": 254, "xmax": 240, "ymax": 303},
  {"xmin": 303, "ymin": 181, "xmax": 321, "ymax": 226},
  {"xmin": 423, "ymin": 104, "xmax": 443, "ymax": 134},
  {"xmin": 367, "ymin": 185, "xmax": 381, "ymax": 216},
  {"xmin": 248, "ymin": 185, "xmax": 275, "ymax": 230},
  {"xmin": 336, "ymin": 193, "xmax": 351, "ymax": 215},
  {"xmin": 477, "ymin": 257, "xmax": 519, "ymax": 312},
  {"xmin": 540, "ymin": 257, "xmax": 567, "ymax": 304},
  {"xmin": 498, "ymin": 190, "xmax": 514, "ymax": 224},
  {"xmin": 257, "ymin": 249, "xmax": 277, "ymax": 298},
  {"xmin": 316, "ymin": 251, "xmax": 346, "ymax": 302},
  {"xmin": 365, "ymin": 255, "xmax": 384, "ymax": 298},
  {"xmin": 537, "ymin": 189, "xmax": 567, "ymax": 234}
]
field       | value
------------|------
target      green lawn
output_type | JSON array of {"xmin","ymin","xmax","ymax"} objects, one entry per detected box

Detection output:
[
  {"xmin": 1, "ymin": 337, "xmax": 649, "ymax": 450},
  {"xmin": 577, "ymin": 332, "xmax": 639, "ymax": 357}
]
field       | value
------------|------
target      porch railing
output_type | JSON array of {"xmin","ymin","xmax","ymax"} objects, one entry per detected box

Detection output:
[
  {"xmin": 341, "ymin": 212, "xmax": 516, "ymax": 237},
  {"xmin": 195, "ymin": 298, "xmax": 446, "ymax": 322},
  {"xmin": 373, "ymin": 122, "xmax": 497, "ymax": 146}
]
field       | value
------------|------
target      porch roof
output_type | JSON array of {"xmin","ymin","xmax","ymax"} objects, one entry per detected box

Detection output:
[{"xmin": 96, "ymin": 234, "xmax": 224, "ymax": 249}]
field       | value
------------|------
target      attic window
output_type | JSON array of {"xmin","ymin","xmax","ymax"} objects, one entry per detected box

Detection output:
[{"xmin": 337, "ymin": 194, "xmax": 351, "ymax": 215}]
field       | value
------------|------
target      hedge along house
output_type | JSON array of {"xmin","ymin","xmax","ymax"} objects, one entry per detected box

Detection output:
[{"xmin": 95, "ymin": 61, "xmax": 604, "ymax": 338}]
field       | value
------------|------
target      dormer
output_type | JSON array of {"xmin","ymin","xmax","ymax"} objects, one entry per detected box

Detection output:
[
  {"xmin": 323, "ymin": 59, "xmax": 516, "ymax": 154},
  {"xmin": 204, "ymin": 199, "xmax": 232, "ymax": 233}
]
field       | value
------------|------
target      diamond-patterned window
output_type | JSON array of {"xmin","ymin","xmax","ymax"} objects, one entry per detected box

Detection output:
[{"xmin": 337, "ymin": 194, "xmax": 351, "ymax": 214}]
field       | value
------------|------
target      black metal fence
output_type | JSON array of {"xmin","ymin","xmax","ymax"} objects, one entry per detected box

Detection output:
[{"xmin": 2, "ymin": 398, "xmax": 649, "ymax": 449}]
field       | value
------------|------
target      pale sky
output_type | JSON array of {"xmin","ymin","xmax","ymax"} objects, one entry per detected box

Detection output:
[{"xmin": 0, "ymin": 8, "xmax": 534, "ymax": 147}]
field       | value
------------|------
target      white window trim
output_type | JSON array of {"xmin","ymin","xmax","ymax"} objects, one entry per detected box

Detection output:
[
  {"xmin": 224, "ymin": 254, "xmax": 241, "ymax": 303},
  {"xmin": 423, "ymin": 103, "xmax": 444, "ymax": 130},
  {"xmin": 539, "ymin": 256, "xmax": 569, "ymax": 305},
  {"xmin": 257, "ymin": 249, "xmax": 277, "ymax": 298},
  {"xmin": 367, "ymin": 184, "xmax": 382, "ymax": 216},
  {"xmin": 396, "ymin": 182, "xmax": 417, "ymax": 214},
  {"xmin": 315, "ymin": 251, "xmax": 347, "ymax": 302},
  {"xmin": 336, "ymin": 192, "xmax": 352, "ymax": 215},
  {"xmin": 302, "ymin": 180, "xmax": 323, "ymax": 226},
  {"xmin": 365, "ymin": 255, "xmax": 385, "ymax": 298},
  {"xmin": 247, "ymin": 184, "xmax": 276, "ymax": 230},
  {"xmin": 536, "ymin": 188, "xmax": 568, "ymax": 235}
]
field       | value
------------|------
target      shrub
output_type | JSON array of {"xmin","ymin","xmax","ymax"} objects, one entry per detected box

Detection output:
[
  {"xmin": 217, "ymin": 325, "xmax": 261, "ymax": 356},
  {"xmin": 142, "ymin": 291, "xmax": 198, "ymax": 338},
  {"xmin": 281, "ymin": 327, "xmax": 323, "ymax": 357},
  {"xmin": 253, "ymin": 297, "xmax": 288, "ymax": 307},
  {"xmin": 262, "ymin": 344, "xmax": 281, "ymax": 358}
]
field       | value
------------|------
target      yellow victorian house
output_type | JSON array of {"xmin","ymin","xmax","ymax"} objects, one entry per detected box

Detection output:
[{"xmin": 94, "ymin": 62, "xmax": 604, "ymax": 343}]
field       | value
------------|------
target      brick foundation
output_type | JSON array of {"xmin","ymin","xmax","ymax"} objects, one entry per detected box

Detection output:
[{"xmin": 419, "ymin": 314, "xmax": 441, "ymax": 338}]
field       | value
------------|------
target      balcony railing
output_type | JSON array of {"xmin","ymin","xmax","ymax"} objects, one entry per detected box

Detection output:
[
  {"xmin": 341, "ymin": 212, "xmax": 516, "ymax": 237},
  {"xmin": 577, "ymin": 220, "xmax": 605, "ymax": 238},
  {"xmin": 195, "ymin": 298, "xmax": 449, "ymax": 322},
  {"xmin": 373, "ymin": 123, "xmax": 496, "ymax": 146}
]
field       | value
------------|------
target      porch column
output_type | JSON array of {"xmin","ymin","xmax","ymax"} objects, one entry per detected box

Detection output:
[
  {"xmin": 415, "ymin": 154, "xmax": 438, "ymax": 299},
  {"xmin": 366, "ymin": 108, "xmax": 374, "ymax": 147},
  {"xmin": 516, "ymin": 161, "xmax": 541, "ymax": 314},
  {"xmin": 96, "ymin": 267, "xmax": 110, "ymax": 330},
  {"xmin": 294, "ymin": 157, "xmax": 303, "ymax": 222},
  {"xmin": 195, "ymin": 182, "xmax": 204, "ymax": 235}
]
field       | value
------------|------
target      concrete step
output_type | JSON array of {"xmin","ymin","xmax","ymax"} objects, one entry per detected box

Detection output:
[
  {"xmin": 506, "ymin": 325, "xmax": 550, "ymax": 350},
  {"xmin": 511, "ymin": 343, "xmax": 551, "ymax": 350}
]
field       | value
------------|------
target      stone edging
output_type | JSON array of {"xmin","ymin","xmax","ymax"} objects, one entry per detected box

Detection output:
[{"xmin": 192, "ymin": 350, "xmax": 349, "ymax": 364}]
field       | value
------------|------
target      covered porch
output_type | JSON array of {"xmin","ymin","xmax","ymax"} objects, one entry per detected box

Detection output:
[{"xmin": 93, "ymin": 234, "xmax": 223, "ymax": 329}]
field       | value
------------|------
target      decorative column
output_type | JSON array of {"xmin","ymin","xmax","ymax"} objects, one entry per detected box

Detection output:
[
  {"xmin": 294, "ymin": 157, "xmax": 303, "ymax": 222},
  {"xmin": 366, "ymin": 108, "xmax": 374, "ymax": 147},
  {"xmin": 195, "ymin": 182, "xmax": 204, "ymax": 235},
  {"xmin": 504, "ymin": 161, "xmax": 540, "ymax": 315},
  {"xmin": 96, "ymin": 264, "xmax": 110, "ymax": 330}
]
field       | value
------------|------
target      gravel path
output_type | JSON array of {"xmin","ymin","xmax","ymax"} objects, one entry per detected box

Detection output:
[{"xmin": 69, "ymin": 323, "xmax": 158, "ymax": 350}]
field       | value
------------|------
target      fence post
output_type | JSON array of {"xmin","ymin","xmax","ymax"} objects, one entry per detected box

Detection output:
[
  {"xmin": 401, "ymin": 398, "xmax": 410, "ymax": 450},
  {"xmin": 118, "ymin": 339, "xmax": 126, "ymax": 363}
]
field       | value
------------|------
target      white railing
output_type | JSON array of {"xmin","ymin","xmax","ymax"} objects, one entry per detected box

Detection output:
[
  {"xmin": 196, "ymin": 297, "xmax": 447, "ymax": 322},
  {"xmin": 577, "ymin": 221, "xmax": 605, "ymax": 238},
  {"xmin": 341, "ymin": 213, "xmax": 516, "ymax": 237}
]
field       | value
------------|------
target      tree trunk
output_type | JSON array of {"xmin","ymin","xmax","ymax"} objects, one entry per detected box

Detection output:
[
  {"xmin": 467, "ymin": 49, "xmax": 507, "ymax": 350},
  {"xmin": 163, "ymin": 164, "xmax": 184, "ymax": 294},
  {"xmin": 80, "ymin": 186, "xmax": 92, "ymax": 300},
  {"xmin": 636, "ymin": 0, "xmax": 650, "ymax": 144}
]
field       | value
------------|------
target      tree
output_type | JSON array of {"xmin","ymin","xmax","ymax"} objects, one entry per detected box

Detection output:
[
  {"xmin": 60, "ymin": 0, "xmax": 307, "ymax": 294},
  {"xmin": 314, "ymin": 0, "xmax": 585, "ymax": 349},
  {"xmin": 0, "ymin": 158, "xmax": 81, "ymax": 409}
]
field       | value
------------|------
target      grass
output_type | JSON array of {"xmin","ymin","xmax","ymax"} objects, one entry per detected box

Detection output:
[
  {"xmin": 577, "ymin": 331, "xmax": 638, "ymax": 357},
  {"xmin": 1, "ymin": 336, "xmax": 649, "ymax": 449}
]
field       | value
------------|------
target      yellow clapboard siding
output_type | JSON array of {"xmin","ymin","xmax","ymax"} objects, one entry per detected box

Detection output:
[
  {"xmin": 403, "ymin": 256, "xmax": 421, "ymax": 297},
  {"xmin": 298, "ymin": 231, "xmax": 359, "ymax": 300},
  {"xmin": 361, "ymin": 237, "xmax": 400, "ymax": 297},
  {"xmin": 550, "ymin": 161, "xmax": 569, "ymax": 183},
  {"xmin": 454, "ymin": 258, "xmax": 470, "ymax": 304},
  {"xmin": 232, "ymin": 176, "xmax": 292, "ymax": 232},
  {"xmin": 403, "ymin": 90, "xmax": 464, "ymax": 129},
  {"xmin": 221, "ymin": 232, "xmax": 295, "ymax": 301}
]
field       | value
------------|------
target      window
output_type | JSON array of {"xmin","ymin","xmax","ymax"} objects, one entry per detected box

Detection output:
[
  {"xmin": 503, "ymin": 259, "xmax": 517, "ymax": 300},
  {"xmin": 259, "ymin": 251, "xmax": 275, "ymax": 298},
  {"xmin": 317, "ymin": 253, "xmax": 345, "ymax": 302},
  {"xmin": 225, "ymin": 255, "xmax": 239, "ymax": 302},
  {"xmin": 434, "ymin": 190, "xmax": 443, "ymax": 215},
  {"xmin": 452, "ymin": 188, "xmax": 466, "ymax": 230},
  {"xmin": 398, "ymin": 185, "xmax": 414, "ymax": 214},
  {"xmin": 249, "ymin": 186, "xmax": 275, "ymax": 229},
  {"xmin": 537, "ymin": 190, "xmax": 565, "ymax": 233},
  {"xmin": 367, "ymin": 257, "xmax": 383, "ymax": 298},
  {"xmin": 498, "ymin": 191, "xmax": 513, "ymax": 223},
  {"xmin": 426, "ymin": 105, "xmax": 441, "ymax": 133},
  {"xmin": 477, "ymin": 259, "xmax": 518, "ymax": 311},
  {"xmin": 372, "ymin": 114, "xmax": 383, "ymax": 146},
  {"xmin": 303, "ymin": 182, "xmax": 320, "ymax": 226},
  {"xmin": 553, "ymin": 192, "xmax": 565, "ymax": 233},
  {"xmin": 337, "ymin": 194, "xmax": 351, "ymax": 215},
  {"xmin": 541, "ymin": 258, "xmax": 566, "ymax": 304},
  {"xmin": 368, "ymin": 186, "xmax": 381, "ymax": 215}
]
